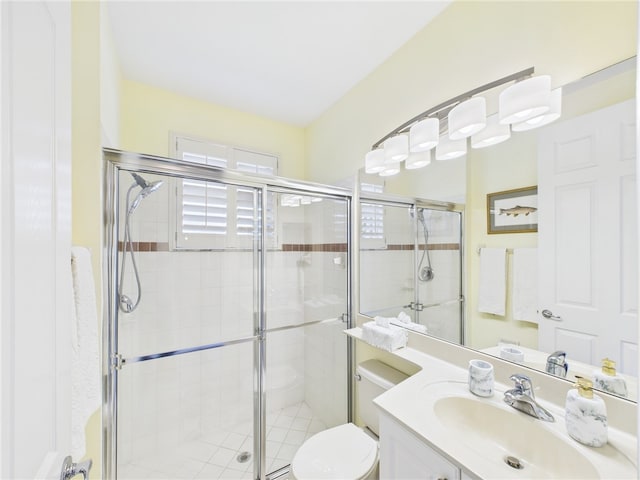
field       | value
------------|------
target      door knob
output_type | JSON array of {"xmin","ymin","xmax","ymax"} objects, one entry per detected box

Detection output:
[
  {"xmin": 60, "ymin": 456, "xmax": 92, "ymax": 480},
  {"xmin": 541, "ymin": 309, "xmax": 562, "ymax": 321}
]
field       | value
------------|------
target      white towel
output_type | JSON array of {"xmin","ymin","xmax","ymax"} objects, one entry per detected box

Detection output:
[
  {"xmin": 478, "ymin": 247, "xmax": 507, "ymax": 316},
  {"xmin": 361, "ymin": 321, "xmax": 408, "ymax": 352},
  {"xmin": 70, "ymin": 247, "xmax": 101, "ymax": 459},
  {"xmin": 512, "ymin": 248, "xmax": 538, "ymax": 323},
  {"xmin": 374, "ymin": 315, "xmax": 392, "ymax": 328},
  {"xmin": 396, "ymin": 311, "xmax": 412, "ymax": 324}
]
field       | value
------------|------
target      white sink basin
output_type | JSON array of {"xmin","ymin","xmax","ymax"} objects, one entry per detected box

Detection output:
[
  {"xmin": 434, "ymin": 395, "xmax": 599, "ymax": 479},
  {"xmin": 420, "ymin": 381, "xmax": 637, "ymax": 479}
]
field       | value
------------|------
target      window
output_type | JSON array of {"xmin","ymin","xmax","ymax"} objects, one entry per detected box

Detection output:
[
  {"xmin": 171, "ymin": 135, "xmax": 278, "ymax": 249},
  {"xmin": 360, "ymin": 181, "xmax": 386, "ymax": 249}
]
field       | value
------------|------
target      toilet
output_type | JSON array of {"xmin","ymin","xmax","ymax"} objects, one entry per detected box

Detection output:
[{"xmin": 290, "ymin": 360, "xmax": 408, "ymax": 480}]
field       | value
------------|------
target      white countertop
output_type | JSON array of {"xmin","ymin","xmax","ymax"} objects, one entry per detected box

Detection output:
[{"xmin": 346, "ymin": 327, "xmax": 638, "ymax": 479}]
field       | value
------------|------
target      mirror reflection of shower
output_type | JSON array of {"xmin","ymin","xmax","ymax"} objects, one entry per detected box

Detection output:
[
  {"xmin": 118, "ymin": 172, "xmax": 164, "ymax": 313},
  {"xmin": 410, "ymin": 206, "xmax": 435, "ymax": 282}
]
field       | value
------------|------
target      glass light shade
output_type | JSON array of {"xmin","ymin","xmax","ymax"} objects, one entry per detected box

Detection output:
[
  {"xmin": 410, "ymin": 118, "xmax": 439, "ymax": 152},
  {"xmin": 379, "ymin": 161, "xmax": 400, "ymax": 176},
  {"xmin": 511, "ymin": 87, "xmax": 562, "ymax": 132},
  {"xmin": 448, "ymin": 97, "xmax": 487, "ymax": 139},
  {"xmin": 364, "ymin": 148, "xmax": 385, "ymax": 174},
  {"xmin": 383, "ymin": 134, "xmax": 409, "ymax": 163},
  {"xmin": 499, "ymin": 75, "xmax": 551, "ymax": 124},
  {"xmin": 471, "ymin": 113, "xmax": 511, "ymax": 148},
  {"xmin": 435, "ymin": 135, "xmax": 466, "ymax": 160},
  {"xmin": 405, "ymin": 151, "xmax": 431, "ymax": 169}
]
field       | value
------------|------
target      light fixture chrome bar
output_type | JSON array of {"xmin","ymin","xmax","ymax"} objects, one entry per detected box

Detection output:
[{"xmin": 371, "ymin": 67, "xmax": 534, "ymax": 149}]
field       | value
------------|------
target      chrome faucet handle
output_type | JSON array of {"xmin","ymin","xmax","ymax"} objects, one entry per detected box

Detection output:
[
  {"xmin": 546, "ymin": 351, "xmax": 568, "ymax": 377},
  {"xmin": 509, "ymin": 373, "xmax": 534, "ymax": 398}
]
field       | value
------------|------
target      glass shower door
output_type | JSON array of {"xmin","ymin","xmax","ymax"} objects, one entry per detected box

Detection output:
[
  {"xmin": 358, "ymin": 198, "xmax": 463, "ymax": 344},
  {"xmin": 413, "ymin": 206, "xmax": 463, "ymax": 343},
  {"xmin": 112, "ymin": 168, "xmax": 263, "ymax": 480},
  {"xmin": 263, "ymin": 191, "xmax": 351, "ymax": 475}
]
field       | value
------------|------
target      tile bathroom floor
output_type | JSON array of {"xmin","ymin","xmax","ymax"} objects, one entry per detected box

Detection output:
[{"xmin": 118, "ymin": 401, "xmax": 327, "ymax": 480}]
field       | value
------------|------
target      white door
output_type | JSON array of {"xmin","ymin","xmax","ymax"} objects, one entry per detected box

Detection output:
[
  {"xmin": 538, "ymin": 99, "xmax": 638, "ymax": 375},
  {"xmin": 0, "ymin": 2, "xmax": 73, "ymax": 479}
]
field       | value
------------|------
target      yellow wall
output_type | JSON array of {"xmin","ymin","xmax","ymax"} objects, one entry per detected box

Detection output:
[
  {"xmin": 72, "ymin": 2, "xmax": 102, "ymax": 477},
  {"xmin": 306, "ymin": 1, "xmax": 637, "ymax": 185},
  {"xmin": 120, "ymin": 80, "xmax": 307, "ymax": 180},
  {"xmin": 307, "ymin": 1, "xmax": 637, "ymax": 356}
]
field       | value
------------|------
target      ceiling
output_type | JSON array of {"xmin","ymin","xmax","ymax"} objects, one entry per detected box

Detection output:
[{"xmin": 106, "ymin": 1, "xmax": 451, "ymax": 127}]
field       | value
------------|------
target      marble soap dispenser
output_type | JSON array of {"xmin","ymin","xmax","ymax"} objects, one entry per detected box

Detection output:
[
  {"xmin": 565, "ymin": 377, "xmax": 607, "ymax": 447},
  {"xmin": 593, "ymin": 358, "xmax": 628, "ymax": 397}
]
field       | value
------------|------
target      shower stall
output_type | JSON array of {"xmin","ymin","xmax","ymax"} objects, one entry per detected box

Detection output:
[
  {"xmin": 357, "ymin": 192, "xmax": 464, "ymax": 344},
  {"xmin": 103, "ymin": 149, "xmax": 353, "ymax": 480}
]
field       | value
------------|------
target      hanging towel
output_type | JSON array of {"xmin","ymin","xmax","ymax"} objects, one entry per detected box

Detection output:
[
  {"xmin": 478, "ymin": 247, "xmax": 507, "ymax": 316},
  {"xmin": 70, "ymin": 247, "xmax": 101, "ymax": 459},
  {"xmin": 512, "ymin": 248, "xmax": 538, "ymax": 323}
]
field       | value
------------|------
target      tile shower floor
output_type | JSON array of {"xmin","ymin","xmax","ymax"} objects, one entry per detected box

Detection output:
[{"xmin": 118, "ymin": 402, "xmax": 327, "ymax": 479}]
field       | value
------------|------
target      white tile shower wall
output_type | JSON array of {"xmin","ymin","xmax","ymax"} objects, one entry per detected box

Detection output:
[
  {"xmin": 360, "ymin": 249, "xmax": 461, "ymax": 327},
  {"xmin": 360, "ymin": 250, "xmax": 414, "ymax": 316},
  {"xmin": 118, "ymin": 249, "xmax": 321, "ymax": 464}
]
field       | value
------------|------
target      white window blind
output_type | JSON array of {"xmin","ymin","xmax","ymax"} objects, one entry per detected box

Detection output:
[
  {"xmin": 172, "ymin": 135, "xmax": 278, "ymax": 249},
  {"xmin": 360, "ymin": 181, "xmax": 386, "ymax": 249}
]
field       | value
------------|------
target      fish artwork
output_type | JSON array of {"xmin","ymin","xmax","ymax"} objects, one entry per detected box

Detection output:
[{"xmin": 499, "ymin": 205, "xmax": 537, "ymax": 217}]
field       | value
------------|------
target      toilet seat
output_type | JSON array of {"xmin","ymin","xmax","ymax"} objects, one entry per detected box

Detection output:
[{"xmin": 291, "ymin": 423, "xmax": 378, "ymax": 480}]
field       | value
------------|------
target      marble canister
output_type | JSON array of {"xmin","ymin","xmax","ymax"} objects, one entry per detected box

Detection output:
[
  {"xmin": 469, "ymin": 359, "xmax": 494, "ymax": 397},
  {"xmin": 565, "ymin": 389, "xmax": 608, "ymax": 447}
]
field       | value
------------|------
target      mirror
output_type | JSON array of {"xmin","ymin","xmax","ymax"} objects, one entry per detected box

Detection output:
[{"xmin": 358, "ymin": 58, "xmax": 637, "ymax": 401}]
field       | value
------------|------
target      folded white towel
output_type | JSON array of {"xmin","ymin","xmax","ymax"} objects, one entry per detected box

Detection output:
[
  {"xmin": 512, "ymin": 248, "xmax": 538, "ymax": 323},
  {"xmin": 397, "ymin": 311, "xmax": 412, "ymax": 324},
  {"xmin": 374, "ymin": 315, "xmax": 392, "ymax": 328},
  {"xmin": 478, "ymin": 247, "xmax": 507, "ymax": 316},
  {"xmin": 362, "ymin": 321, "xmax": 408, "ymax": 352}
]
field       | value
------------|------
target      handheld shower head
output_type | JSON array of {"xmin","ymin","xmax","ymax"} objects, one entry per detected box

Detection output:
[
  {"xmin": 409, "ymin": 206, "xmax": 425, "ymax": 223},
  {"xmin": 127, "ymin": 174, "xmax": 164, "ymax": 215},
  {"xmin": 410, "ymin": 206, "xmax": 435, "ymax": 282}
]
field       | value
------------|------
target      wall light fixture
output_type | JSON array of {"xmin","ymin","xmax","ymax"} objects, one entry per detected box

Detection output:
[{"xmin": 364, "ymin": 67, "xmax": 561, "ymax": 176}]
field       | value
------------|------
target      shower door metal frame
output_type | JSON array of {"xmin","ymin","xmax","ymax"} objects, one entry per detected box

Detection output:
[
  {"xmin": 355, "ymin": 190, "xmax": 466, "ymax": 345},
  {"xmin": 103, "ymin": 148, "xmax": 354, "ymax": 480}
]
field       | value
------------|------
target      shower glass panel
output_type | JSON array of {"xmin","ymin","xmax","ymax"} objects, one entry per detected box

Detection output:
[
  {"xmin": 117, "ymin": 344, "xmax": 256, "ymax": 480},
  {"xmin": 359, "ymin": 198, "xmax": 463, "ymax": 344},
  {"xmin": 115, "ymin": 170, "xmax": 258, "ymax": 360},
  {"xmin": 264, "ymin": 193, "xmax": 350, "ymax": 474},
  {"xmin": 359, "ymin": 203, "xmax": 415, "ymax": 318},
  {"xmin": 105, "ymin": 150, "xmax": 353, "ymax": 480},
  {"xmin": 111, "ymin": 167, "xmax": 262, "ymax": 480}
]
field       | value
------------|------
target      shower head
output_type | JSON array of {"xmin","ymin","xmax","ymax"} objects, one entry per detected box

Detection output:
[
  {"xmin": 410, "ymin": 206, "xmax": 435, "ymax": 282},
  {"xmin": 127, "ymin": 173, "xmax": 164, "ymax": 215},
  {"xmin": 409, "ymin": 206, "xmax": 425, "ymax": 223}
]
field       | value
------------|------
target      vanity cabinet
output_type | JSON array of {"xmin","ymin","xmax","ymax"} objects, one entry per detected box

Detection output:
[{"xmin": 379, "ymin": 412, "xmax": 466, "ymax": 480}]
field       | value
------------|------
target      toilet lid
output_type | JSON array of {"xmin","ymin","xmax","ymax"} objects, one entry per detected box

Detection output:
[{"xmin": 291, "ymin": 423, "xmax": 378, "ymax": 480}]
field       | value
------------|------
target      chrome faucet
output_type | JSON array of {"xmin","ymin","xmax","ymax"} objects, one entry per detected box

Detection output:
[
  {"xmin": 503, "ymin": 373, "xmax": 555, "ymax": 422},
  {"xmin": 545, "ymin": 350, "xmax": 568, "ymax": 378}
]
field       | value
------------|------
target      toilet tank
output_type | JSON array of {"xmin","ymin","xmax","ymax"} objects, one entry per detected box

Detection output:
[{"xmin": 356, "ymin": 359, "xmax": 408, "ymax": 436}]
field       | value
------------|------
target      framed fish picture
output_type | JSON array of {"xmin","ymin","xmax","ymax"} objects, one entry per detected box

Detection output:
[{"xmin": 487, "ymin": 186, "xmax": 538, "ymax": 234}]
